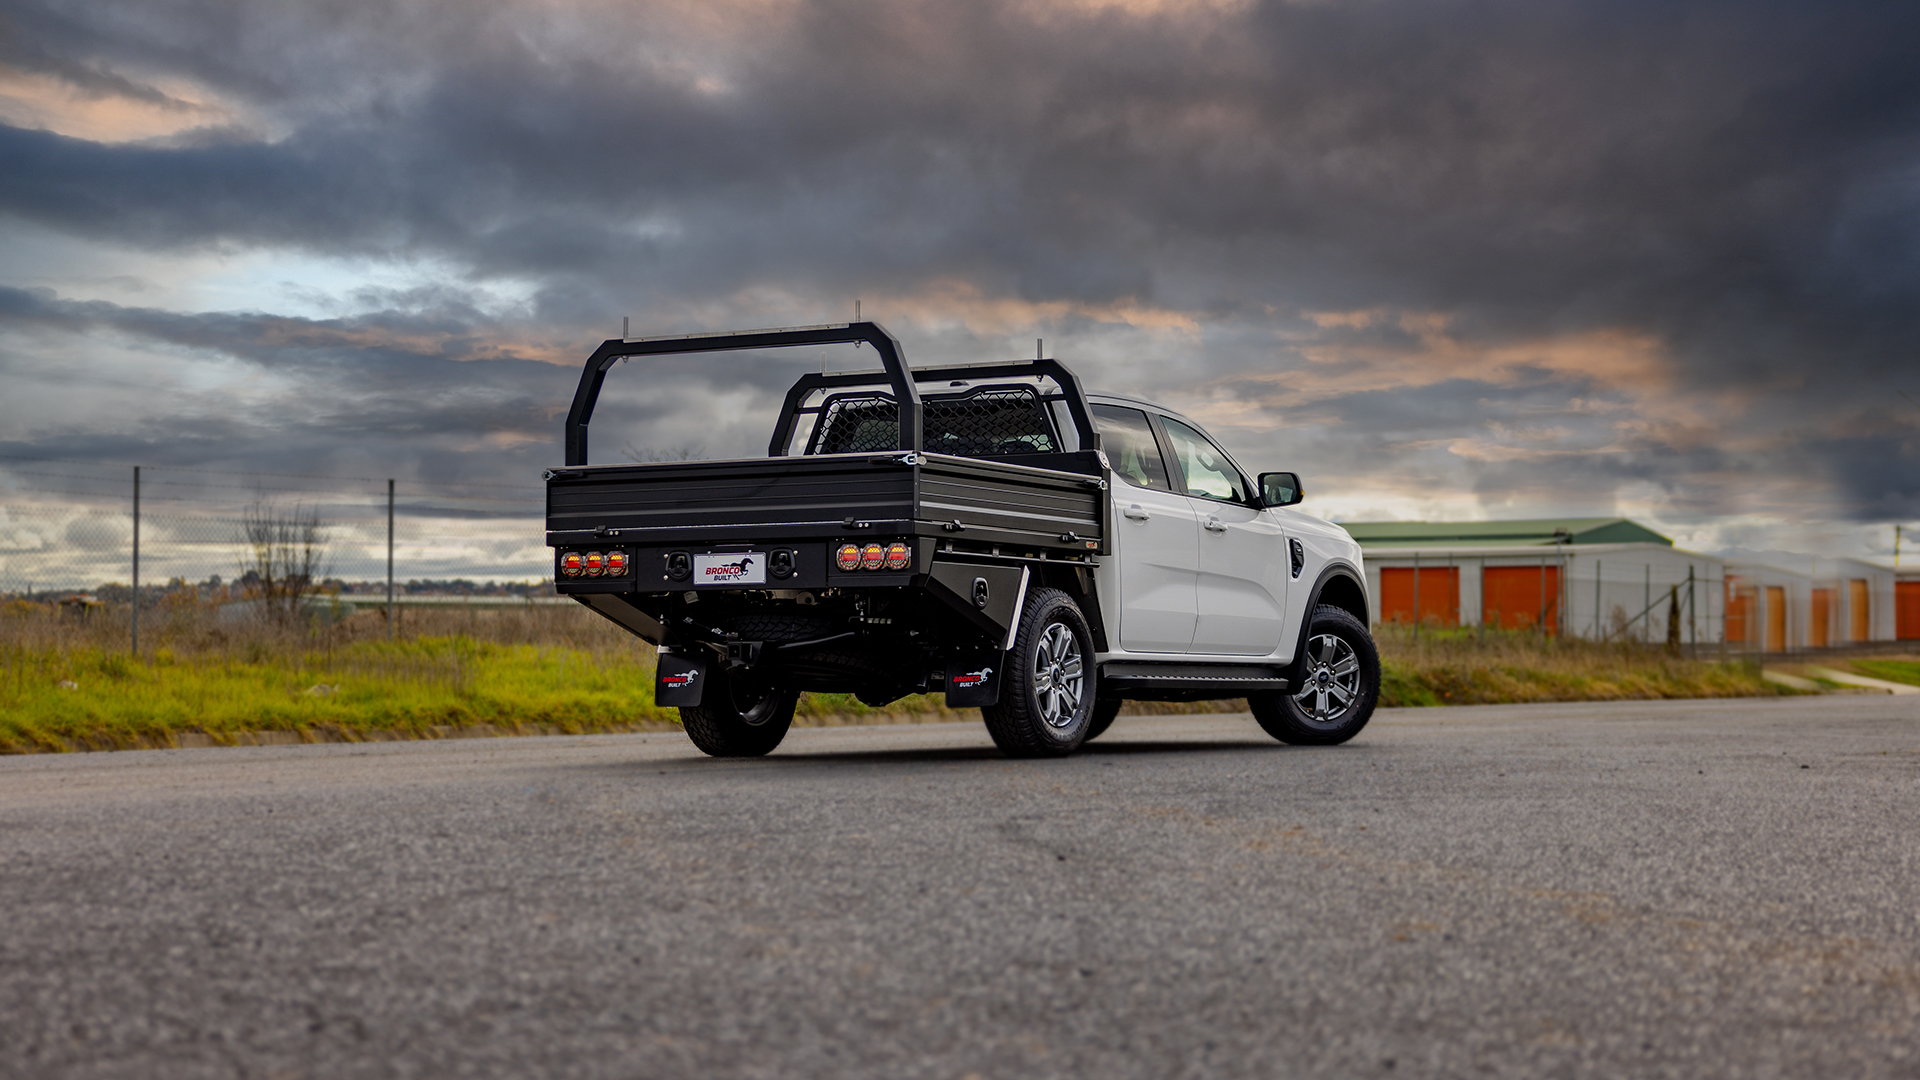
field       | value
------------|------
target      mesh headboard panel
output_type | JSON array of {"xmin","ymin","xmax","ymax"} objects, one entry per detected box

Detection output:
[{"xmin": 809, "ymin": 387, "xmax": 1060, "ymax": 457}]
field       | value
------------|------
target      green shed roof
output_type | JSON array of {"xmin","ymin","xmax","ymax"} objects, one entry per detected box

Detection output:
[{"xmin": 1341, "ymin": 518, "xmax": 1672, "ymax": 548}]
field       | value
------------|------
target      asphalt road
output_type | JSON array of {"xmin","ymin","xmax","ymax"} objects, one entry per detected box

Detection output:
[{"xmin": 4, "ymin": 695, "xmax": 1920, "ymax": 1079}]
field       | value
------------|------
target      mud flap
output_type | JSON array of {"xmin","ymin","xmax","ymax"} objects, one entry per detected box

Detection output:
[
  {"xmin": 944, "ymin": 653, "xmax": 1003, "ymax": 707},
  {"xmin": 655, "ymin": 650, "xmax": 707, "ymax": 707}
]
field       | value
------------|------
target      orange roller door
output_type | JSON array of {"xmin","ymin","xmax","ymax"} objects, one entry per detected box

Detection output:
[
  {"xmin": 1379, "ymin": 567, "xmax": 1460, "ymax": 627},
  {"xmin": 1849, "ymin": 579, "xmax": 1870, "ymax": 641},
  {"xmin": 1482, "ymin": 565, "xmax": 1561, "ymax": 633},
  {"xmin": 1899, "ymin": 581, "xmax": 1920, "ymax": 640},
  {"xmin": 1766, "ymin": 586, "xmax": 1787, "ymax": 652},
  {"xmin": 1726, "ymin": 579, "xmax": 1753, "ymax": 643},
  {"xmin": 1811, "ymin": 588, "xmax": 1833, "ymax": 649}
]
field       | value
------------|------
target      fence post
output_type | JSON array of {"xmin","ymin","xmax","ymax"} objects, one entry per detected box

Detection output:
[
  {"xmin": 1643, "ymin": 564, "xmax": 1651, "ymax": 644},
  {"xmin": 1413, "ymin": 550, "xmax": 1420, "ymax": 639},
  {"xmin": 387, "ymin": 478, "xmax": 395, "ymax": 641},
  {"xmin": 131, "ymin": 466, "xmax": 140, "ymax": 656},
  {"xmin": 1687, "ymin": 565, "xmax": 1697, "ymax": 656},
  {"xmin": 1594, "ymin": 560, "xmax": 1602, "ymax": 639}
]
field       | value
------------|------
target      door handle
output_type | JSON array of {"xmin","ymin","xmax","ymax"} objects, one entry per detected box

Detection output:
[
  {"xmin": 1204, "ymin": 518, "xmax": 1228, "ymax": 533},
  {"xmin": 1124, "ymin": 505, "xmax": 1151, "ymax": 521}
]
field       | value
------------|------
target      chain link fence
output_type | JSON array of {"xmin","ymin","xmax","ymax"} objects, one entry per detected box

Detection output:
[{"xmin": 0, "ymin": 461, "xmax": 555, "ymax": 605}]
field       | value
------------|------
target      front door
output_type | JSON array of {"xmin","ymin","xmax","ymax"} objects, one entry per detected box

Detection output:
[
  {"xmin": 1094, "ymin": 404, "xmax": 1199, "ymax": 653},
  {"xmin": 1157, "ymin": 416, "xmax": 1288, "ymax": 656}
]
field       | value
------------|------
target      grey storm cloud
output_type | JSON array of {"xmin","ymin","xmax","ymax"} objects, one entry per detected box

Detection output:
[{"xmin": 1, "ymin": 0, "xmax": 1918, "ymax": 538}]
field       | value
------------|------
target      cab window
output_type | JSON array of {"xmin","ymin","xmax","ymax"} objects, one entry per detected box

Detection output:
[
  {"xmin": 1159, "ymin": 416, "xmax": 1249, "ymax": 503},
  {"xmin": 1090, "ymin": 404, "xmax": 1172, "ymax": 491}
]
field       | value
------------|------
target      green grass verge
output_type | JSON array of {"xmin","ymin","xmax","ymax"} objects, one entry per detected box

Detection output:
[
  {"xmin": 0, "ymin": 635, "xmax": 966, "ymax": 753},
  {"xmin": 0, "ymin": 637, "xmax": 676, "ymax": 753},
  {"xmin": 1853, "ymin": 660, "xmax": 1920, "ymax": 688}
]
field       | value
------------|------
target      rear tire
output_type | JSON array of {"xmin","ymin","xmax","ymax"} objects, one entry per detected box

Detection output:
[
  {"xmin": 679, "ymin": 669, "xmax": 799, "ymax": 758},
  {"xmin": 981, "ymin": 589, "xmax": 1095, "ymax": 758},
  {"xmin": 1250, "ymin": 605, "xmax": 1379, "ymax": 746}
]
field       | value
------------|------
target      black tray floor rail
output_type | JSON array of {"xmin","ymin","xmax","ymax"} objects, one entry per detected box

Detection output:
[{"xmin": 546, "ymin": 452, "xmax": 1104, "ymax": 552}]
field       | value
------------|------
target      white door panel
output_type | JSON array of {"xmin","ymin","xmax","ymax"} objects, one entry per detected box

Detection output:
[
  {"xmin": 1115, "ymin": 488, "xmax": 1200, "ymax": 653},
  {"xmin": 1191, "ymin": 502, "xmax": 1288, "ymax": 654}
]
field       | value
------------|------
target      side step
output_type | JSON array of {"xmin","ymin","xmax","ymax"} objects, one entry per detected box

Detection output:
[{"xmin": 1098, "ymin": 661, "xmax": 1289, "ymax": 702}]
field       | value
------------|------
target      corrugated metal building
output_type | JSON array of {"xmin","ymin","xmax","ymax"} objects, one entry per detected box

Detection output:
[
  {"xmin": 1349, "ymin": 517, "xmax": 1907, "ymax": 650},
  {"xmin": 1346, "ymin": 519, "xmax": 1725, "ymax": 645},
  {"xmin": 1721, "ymin": 560, "xmax": 1813, "ymax": 653}
]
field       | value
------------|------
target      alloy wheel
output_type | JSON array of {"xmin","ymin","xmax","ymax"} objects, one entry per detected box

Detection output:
[
  {"xmin": 1032, "ymin": 622, "xmax": 1085, "ymax": 728},
  {"xmin": 1293, "ymin": 632, "xmax": 1360, "ymax": 727}
]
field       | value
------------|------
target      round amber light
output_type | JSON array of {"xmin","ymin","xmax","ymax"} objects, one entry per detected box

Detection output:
[
  {"xmin": 884, "ymin": 542, "xmax": 911, "ymax": 571},
  {"xmin": 861, "ymin": 543, "xmax": 886, "ymax": 571},
  {"xmin": 584, "ymin": 551, "xmax": 604, "ymax": 577},
  {"xmin": 606, "ymin": 551, "xmax": 627, "ymax": 575},
  {"xmin": 836, "ymin": 544, "xmax": 862, "ymax": 571},
  {"xmin": 562, "ymin": 552, "xmax": 583, "ymax": 577}
]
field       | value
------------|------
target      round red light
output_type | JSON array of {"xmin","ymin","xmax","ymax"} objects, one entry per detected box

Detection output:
[
  {"xmin": 884, "ymin": 542, "xmax": 911, "ymax": 571},
  {"xmin": 606, "ymin": 551, "xmax": 627, "ymax": 575},
  {"xmin": 861, "ymin": 543, "xmax": 885, "ymax": 571},
  {"xmin": 562, "ymin": 552, "xmax": 583, "ymax": 577},
  {"xmin": 584, "ymin": 551, "xmax": 604, "ymax": 577},
  {"xmin": 836, "ymin": 544, "xmax": 862, "ymax": 571}
]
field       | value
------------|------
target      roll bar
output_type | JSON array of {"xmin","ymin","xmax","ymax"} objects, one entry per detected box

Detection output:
[
  {"xmin": 564, "ymin": 322, "xmax": 918, "ymax": 467},
  {"xmin": 564, "ymin": 321, "xmax": 1100, "ymax": 466}
]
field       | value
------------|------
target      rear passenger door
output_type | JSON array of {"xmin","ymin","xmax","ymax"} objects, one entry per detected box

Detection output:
[
  {"xmin": 1093, "ymin": 404, "xmax": 1199, "ymax": 653},
  {"xmin": 1157, "ymin": 415, "xmax": 1288, "ymax": 656}
]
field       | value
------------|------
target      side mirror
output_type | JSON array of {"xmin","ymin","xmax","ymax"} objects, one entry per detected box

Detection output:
[{"xmin": 1258, "ymin": 471, "xmax": 1304, "ymax": 507}]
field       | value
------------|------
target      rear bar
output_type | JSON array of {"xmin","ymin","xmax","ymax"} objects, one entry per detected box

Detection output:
[{"xmin": 564, "ymin": 322, "xmax": 922, "ymax": 467}]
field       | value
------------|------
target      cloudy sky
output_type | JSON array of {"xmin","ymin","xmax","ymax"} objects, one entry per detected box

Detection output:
[{"xmin": 2, "ymin": 0, "xmax": 1917, "ymax": 580}]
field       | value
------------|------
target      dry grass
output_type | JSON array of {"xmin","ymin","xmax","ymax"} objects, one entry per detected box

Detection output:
[
  {"xmin": 1373, "ymin": 624, "xmax": 1786, "ymax": 706},
  {"xmin": 1, "ymin": 597, "xmax": 1791, "ymax": 754}
]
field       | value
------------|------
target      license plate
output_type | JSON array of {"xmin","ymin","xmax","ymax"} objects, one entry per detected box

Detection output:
[{"xmin": 693, "ymin": 552, "xmax": 767, "ymax": 585}]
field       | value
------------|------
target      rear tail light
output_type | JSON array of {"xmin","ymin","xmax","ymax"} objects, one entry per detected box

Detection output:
[
  {"xmin": 884, "ymin": 542, "xmax": 911, "ymax": 571},
  {"xmin": 861, "ymin": 543, "xmax": 885, "ymax": 571},
  {"xmin": 836, "ymin": 544, "xmax": 862, "ymax": 571},
  {"xmin": 584, "ymin": 551, "xmax": 605, "ymax": 577},
  {"xmin": 605, "ymin": 550, "xmax": 627, "ymax": 575},
  {"xmin": 562, "ymin": 552, "xmax": 583, "ymax": 577}
]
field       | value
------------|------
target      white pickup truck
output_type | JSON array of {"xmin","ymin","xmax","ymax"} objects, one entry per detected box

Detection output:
[{"xmin": 545, "ymin": 322, "xmax": 1377, "ymax": 758}]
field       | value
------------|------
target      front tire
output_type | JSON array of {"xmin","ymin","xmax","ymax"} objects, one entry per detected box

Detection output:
[
  {"xmin": 679, "ymin": 669, "xmax": 799, "ymax": 758},
  {"xmin": 1083, "ymin": 697, "xmax": 1123, "ymax": 742},
  {"xmin": 981, "ymin": 589, "xmax": 1096, "ymax": 758},
  {"xmin": 1251, "ymin": 605, "xmax": 1379, "ymax": 746}
]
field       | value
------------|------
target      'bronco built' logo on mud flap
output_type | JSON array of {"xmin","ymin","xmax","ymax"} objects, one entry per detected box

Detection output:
[
  {"xmin": 949, "ymin": 666, "xmax": 993, "ymax": 688},
  {"xmin": 692, "ymin": 552, "xmax": 767, "ymax": 585},
  {"xmin": 660, "ymin": 670, "xmax": 698, "ymax": 689}
]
